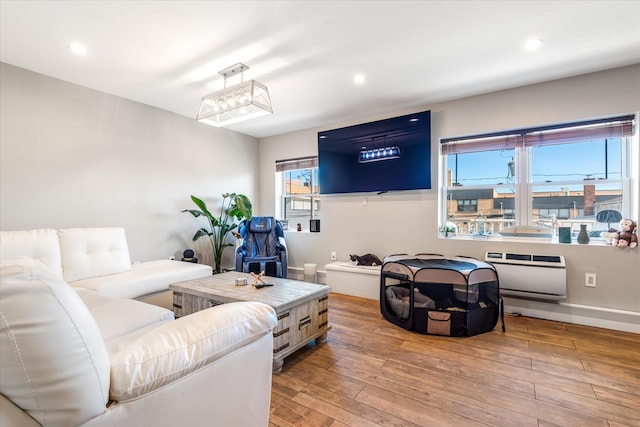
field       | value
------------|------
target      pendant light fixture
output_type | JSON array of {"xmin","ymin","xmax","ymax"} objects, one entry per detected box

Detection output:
[{"xmin": 196, "ymin": 63, "xmax": 273, "ymax": 127}]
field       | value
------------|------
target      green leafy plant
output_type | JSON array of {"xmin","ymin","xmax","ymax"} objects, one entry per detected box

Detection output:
[
  {"xmin": 440, "ymin": 223, "xmax": 456, "ymax": 237},
  {"xmin": 182, "ymin": 193, "xmax": 252, "ymax": 273}
]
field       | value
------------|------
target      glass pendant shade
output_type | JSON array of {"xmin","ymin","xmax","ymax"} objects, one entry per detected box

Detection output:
[{"xmin": 197, "ymin": 79, "xmax": 272, "ymax": 127}]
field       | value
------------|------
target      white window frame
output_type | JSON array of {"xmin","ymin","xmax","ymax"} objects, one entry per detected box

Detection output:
[
  {"xmin": 275, "ymin": 156, "xmax": 320, "ymax": 231},
  {"xmin": 439, "ymin": 114, "xmax": 638, "ymax": 242}
]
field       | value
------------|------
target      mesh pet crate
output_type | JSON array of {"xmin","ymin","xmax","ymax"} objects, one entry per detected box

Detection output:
[{"xmin": 380, "ymin": 254, "xmax": 503, "ymax": 336}]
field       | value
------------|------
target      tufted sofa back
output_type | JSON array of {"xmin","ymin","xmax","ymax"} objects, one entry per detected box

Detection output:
[
  {"xmin": 0, "ymin": 229, "xmax": 63, "ymax": 278},
  {"xmin": 58, "ymin": 227, "xmax": 132, "ymax": 283}
]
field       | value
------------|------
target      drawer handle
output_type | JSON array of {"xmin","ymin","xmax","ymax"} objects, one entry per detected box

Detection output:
[
  {"xmin": 278, "ymin": 312, "xmax": 290, "ymax": 321},
  {"xmin": 172, "ymin": 303, "xmax": 182, "ymax": 309},
  {"xmin": 299, "ymin": 316, "xmax": 312, "ymax": 330},
  {"xmin": 318, "ymin": 308, "xmax": 328, "ymax": 315},
  {"xmin": 273, "ymin": 328, "xmax": 290, "ymax": 338},
  {"xmin": 319, "ymin": 296, "xmax": 328, "ymax": 302},
  {"xmin": 274, "ymin": 343, "xmax": 290, "ymax": 353}
]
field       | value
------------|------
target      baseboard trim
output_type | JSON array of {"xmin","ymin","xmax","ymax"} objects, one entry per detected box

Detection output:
[{"xmin": 503, "ymin": 297, "xmax": 640, "ymax": 333}]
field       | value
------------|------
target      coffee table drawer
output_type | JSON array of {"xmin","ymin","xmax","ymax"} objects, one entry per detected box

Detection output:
[
  {"xmin": 273, "ymin": 295, "xmax": 329, "ymax": 356},
  {"xmin": 173, "ymin": 291, "xmax": 224, "ymax": 317}
]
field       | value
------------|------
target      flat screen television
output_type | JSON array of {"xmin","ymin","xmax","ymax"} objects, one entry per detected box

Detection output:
[{"xmin": 318, "ymin": 110, "xmax": 431, "ymax": 195}]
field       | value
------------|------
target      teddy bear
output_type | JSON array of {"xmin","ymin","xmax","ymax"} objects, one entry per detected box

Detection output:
[{"xmin": 611, "ymin": 218, "xmax": 637, "ymax": 248}]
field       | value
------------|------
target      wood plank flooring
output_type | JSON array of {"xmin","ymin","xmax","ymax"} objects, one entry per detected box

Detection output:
[{"xmin": 269, "ymin": 293, "xmax": 640, "ymax": 427}]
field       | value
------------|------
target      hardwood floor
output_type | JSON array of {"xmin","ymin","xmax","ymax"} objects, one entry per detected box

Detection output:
[{"xmin": 269, "ymin": 293, "xmax": 640, "ymax": 427}]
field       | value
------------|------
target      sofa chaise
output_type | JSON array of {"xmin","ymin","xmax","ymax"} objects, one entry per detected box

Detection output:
[{"xmin": 0, "ymin": 228, "xmax": 279, "ymax": 426}]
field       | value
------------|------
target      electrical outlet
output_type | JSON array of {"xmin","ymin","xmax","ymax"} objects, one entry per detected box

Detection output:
[
  {"xmin": 331, "ymin": 251, "xmax": 337, "ymax": 261},
  {"xmin": 585, "ymin": 273, "xmax": 596, "ymax": 287}
]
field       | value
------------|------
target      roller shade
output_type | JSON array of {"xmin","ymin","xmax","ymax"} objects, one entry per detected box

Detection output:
[
  {"xmin": 441, "ymin": 114, "xmax": 635, "ymax": 155},
  {"xmin": 523, "ymin": 119, "xmax": 634, "ymax": 147},
  {"xmin": 275, "ymin": 156, "xmax": 318, "ymax": 172},
  {"xmin": 441, "ymin": 134, "xmax": 522, "ymax": 155}
]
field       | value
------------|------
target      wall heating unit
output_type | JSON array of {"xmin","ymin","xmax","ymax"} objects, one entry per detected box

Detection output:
[{"xmin": 485, "ymin": 252, "xmax": 567, "ymax": 300}]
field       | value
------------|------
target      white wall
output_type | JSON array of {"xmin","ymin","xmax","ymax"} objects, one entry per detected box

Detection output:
[
  {"xmin": 0, "ymin": 63, "xmax": 259, "ymax": 269},
  {"xmin": 258, "ymin": 64, "xmax": 640, "ymax": 329},
  {"xmin": 2, "ymin": 62, "xmax": 638, "ymax": 330}
]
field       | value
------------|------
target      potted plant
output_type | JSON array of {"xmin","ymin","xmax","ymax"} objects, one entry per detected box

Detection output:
[
  {"xmin": 440, "ymin": 223, "xmax": 457, "ymax": 237},
  {"xmin": 182, "ymin": 193, "xmax": 252, "ymax": 274}
]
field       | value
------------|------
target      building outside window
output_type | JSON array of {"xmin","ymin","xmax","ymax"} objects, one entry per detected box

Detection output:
[
  {"xmin": 440, "ymin": 114, "xmax": 637, "ymax": 239},
  {"xmin": 457, "ymin": 199, "xmax": 478, "ymax": 212},
  {"xmin": 275, "ymin": 157, "xmax": 319, "ymax": 231}
]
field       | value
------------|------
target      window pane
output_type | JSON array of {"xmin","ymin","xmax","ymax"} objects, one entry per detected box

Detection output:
[
  {"xmin": 312, "ymin": 196, "xmax": 320, "ymax": 219},
  {"xmin": 284, "ymin": 169, "xmax": 318, "ymax": 196},
  {"xmin": 530, "ymin": 182, "xmax": 623, "ymax": 235},
  {"xmin": 447, "ymin": 149, "xmax": 515, "ymax": 186},
  {"xmin": 278, "ymin": 164, "xmax": 320, "ymax": 230},
  {"xmin": 531, "ymin": 138, "xmax": 622, "ymax": 182},
  {"xmin": 283, "ymin": 196, "xmax": 320, "ymax": 229},
  {"xmin": 446, "ymin": 187, "xmax": 515, "ymax": 235}
]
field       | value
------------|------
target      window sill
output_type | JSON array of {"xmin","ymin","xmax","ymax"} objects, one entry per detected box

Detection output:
[{"xmin": 439, "ymin": 234, "xmax": 613, "ymax": 246}]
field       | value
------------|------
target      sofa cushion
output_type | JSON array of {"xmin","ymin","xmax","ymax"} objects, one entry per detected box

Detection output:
[
  {"xmin": 110, "ymin": 301, "xmax": 277, "ymax": 401},
  {"xmin": 75, "ymin": 288, "xmax": 174, "ymax": 341},
  {"xmin": 58, "ymin": 227, "xmax": 132, "ymax": 283},
  {"xmin": 0, "ymin": 265, "xmax": 110, "ymax": 427},
  {"xmin": 0, "ymin": 229, "xmax": 63, "ymax": 279},
  {"xmin": 69, "ymin": 259, "xmax": 212, "ymax": 299}
]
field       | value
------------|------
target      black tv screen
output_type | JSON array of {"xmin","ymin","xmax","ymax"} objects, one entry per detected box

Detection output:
[{"xmin": 318, "ymin": 110, "xmax": 431, "ymax": 194}]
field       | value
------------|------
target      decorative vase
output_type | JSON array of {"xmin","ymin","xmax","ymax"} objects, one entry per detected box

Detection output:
[
  {"xmin": 558, "ymin": 227, "xmax": 572, "ymax": 244},
  {"xmin": 577, "ymin": 224, "xmax": 590, "ymax": 244}
]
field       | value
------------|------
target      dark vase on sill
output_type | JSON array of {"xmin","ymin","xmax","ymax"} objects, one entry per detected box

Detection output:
[{"xmin": 577, "ymin": 224, "xmax": 590, "ymax": 244}]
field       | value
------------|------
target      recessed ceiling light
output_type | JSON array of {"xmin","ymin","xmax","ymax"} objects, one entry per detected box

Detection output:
[
  {"xmin": 353, "ymin": 74, "xmax": 366, "ymax": 85},
  {"xmin": 524, "ymin": 38, "xmax": 543, "ymax": 51},
  {"xmin": 69, "ymin": 43, "xmax": 87, "ymax": 55}
]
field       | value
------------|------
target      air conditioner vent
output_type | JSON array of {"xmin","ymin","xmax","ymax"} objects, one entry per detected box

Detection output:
[
  {"xmin": 485, "ymin": 252, "xmax": 566, "ymax": 300},
  {"xmin": 532, "ymin": 255, "xmax": 563, "ymax": 263},
  {"xmin": 506, "ymin": 253, "xmax": 531, "ymax": 261}
]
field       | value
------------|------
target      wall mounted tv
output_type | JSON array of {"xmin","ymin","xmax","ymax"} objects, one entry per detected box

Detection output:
[{"xmin": 318, "ymin": 110, "xmax": 431, "ymax": 195}]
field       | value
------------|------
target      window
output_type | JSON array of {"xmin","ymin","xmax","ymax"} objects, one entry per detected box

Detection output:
[
  {"xmin": 457, "ymin": 199, "xmax": 477, "ymax": 212},
  {"xmin": 440, "ymin": 115, "xmax": 637, "ymax": 239},
  {"xmin": 275, "ymin": 157, "xmax": 320, "ymax": 231}
]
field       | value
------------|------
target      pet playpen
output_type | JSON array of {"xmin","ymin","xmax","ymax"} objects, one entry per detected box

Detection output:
[{"xmin": 380, "ymin": 254, "xmax": 504, "ymax": 336}]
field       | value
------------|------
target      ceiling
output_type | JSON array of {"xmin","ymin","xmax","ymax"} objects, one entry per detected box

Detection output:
[{"xmin": 2, "ymin": 1, "xmax": 639, "ymax": 139}]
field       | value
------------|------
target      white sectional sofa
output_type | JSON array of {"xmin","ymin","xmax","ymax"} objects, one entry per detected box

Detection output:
[
  {"xmin": 0, "ymin": 228, "xmax": 278, "ymax": 427},
  {"xmin": 0, "ymin": 227, "xmax": 212, "ymax": 308}
]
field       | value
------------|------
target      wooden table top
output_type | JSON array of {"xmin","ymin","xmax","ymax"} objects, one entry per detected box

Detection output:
[{"xmin": 170, "ymin": 271, "xmax": 330, "ymax": 311}]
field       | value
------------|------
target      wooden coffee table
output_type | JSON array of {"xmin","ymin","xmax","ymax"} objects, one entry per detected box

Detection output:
[{"xmin": 170, "ymin": 271, "xmax": 330, "ymax": 373}]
